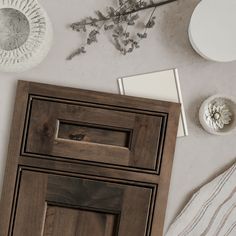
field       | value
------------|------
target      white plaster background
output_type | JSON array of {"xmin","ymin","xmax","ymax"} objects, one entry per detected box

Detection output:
[{"xmin": 1, "ymin": 0, "xmax": 236, "ymax": 233}]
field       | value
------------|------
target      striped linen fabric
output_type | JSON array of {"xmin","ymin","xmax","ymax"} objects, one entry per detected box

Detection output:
[{"xmin": 166, "ymin": 162, "xmax": 236, "ymax": 236}]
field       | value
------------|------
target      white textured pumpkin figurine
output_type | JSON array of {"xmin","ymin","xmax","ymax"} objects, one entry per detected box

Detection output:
[
  {"xmin": 199, "ymin": 95, "xmax": 236, "ymax": 135},
  {"xmin": 205, "ymin": 103, "xmax": 232, "ymax": 130},
  {"xmin": 0, "ymin": 0, "xmax": 53, "ymax": 72}
]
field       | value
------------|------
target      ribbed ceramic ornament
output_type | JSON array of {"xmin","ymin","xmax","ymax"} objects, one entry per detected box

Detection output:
[{"xmin": 0, "ymin": 0, "xmax": 53, "ymax": 72}]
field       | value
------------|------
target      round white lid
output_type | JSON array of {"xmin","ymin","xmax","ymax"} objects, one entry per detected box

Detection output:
[{"xmin": 189, "ymin": 0, "xmax": 236, "ymax": 62}]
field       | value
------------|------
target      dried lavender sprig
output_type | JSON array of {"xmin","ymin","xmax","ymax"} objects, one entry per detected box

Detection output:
[{"xmin": 67, "ymin": 0, "xmax": 178, "ymax": 59}]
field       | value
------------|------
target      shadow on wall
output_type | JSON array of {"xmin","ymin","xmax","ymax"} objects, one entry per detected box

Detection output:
[{"xmin": 158, "ymin": 0, "xmax": 202, "ymax": 61}]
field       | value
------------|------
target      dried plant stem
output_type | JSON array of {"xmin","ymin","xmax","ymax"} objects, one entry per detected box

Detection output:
[
  {"xmin": 141, "ymin": 5, "xmax": 157, "ymax": 35},
  {"xmin": 123, "ymin": 0, "xmax": 177, "ymax": 16},
  {"xmin": 67, "ymin": 0, "xmax": 135, "ymax": 60},
  {"xmin": 68, "ymin": 0, "xmax": 178, "ymax": 59},
  {"xmin": 72, "ymin": 0, "xmax": 177, "ymax": 27}
]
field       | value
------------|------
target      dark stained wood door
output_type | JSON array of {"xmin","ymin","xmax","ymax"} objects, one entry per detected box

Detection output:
[
  {"xmin": 0, "ymin": 81, "xmax": 180, "ymax": 236},
  {"xmin": 14, "ymin": 170, "xmax": 152, "ymax": 236}
]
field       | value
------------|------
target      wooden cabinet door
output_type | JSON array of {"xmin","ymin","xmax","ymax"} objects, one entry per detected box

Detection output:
[
  {"xmin": 0, "ymin": 81, "xmax": 180, "ymax": 236},
  {"xmin": 14, "ymin": 170, "xmax": 152, "ymax": 236}
]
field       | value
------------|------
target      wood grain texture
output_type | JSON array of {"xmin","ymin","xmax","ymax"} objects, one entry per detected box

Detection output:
[
  {"xmin": 58, "ymin": 121, "xmax": 131, "ymax": 148},
  {"xmin": 25, "ymin": 97, "xmax": 165, "ymax": 171},
  {"xmin": 46, "ymin": 174, "xmax": 124, "ymax": 211},
  {"xmin": 11, "ymin": 169, "xmax": 153, "ymax": 236},
  {"xmin": 0, "ymin": 80, "xmax": 181, "ymax": 236},
  {"xmin": 43, "ymin": 206, "xmax": 118, "ymax": 236},
  {"xmin": 0, "ymin": 81, "xmax": 30, "ymax": 236},
  {"xmin": 13, "ymin": 171, "xmax": 48, "ymax": 236}
]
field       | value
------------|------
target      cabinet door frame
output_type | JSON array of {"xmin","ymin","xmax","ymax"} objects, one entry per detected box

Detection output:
[
  {"xmin": 0, "ymin": 81, "xmax": 180, "ymax": 236},
  {"xmin": 13, "ymin": 168, "xmax": 156, "ymax": 236}
]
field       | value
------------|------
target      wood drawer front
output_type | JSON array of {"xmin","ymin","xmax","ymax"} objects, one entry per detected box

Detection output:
[
  {"xmin": 24, "ymin": 97, "xmax": 167, "ymax": 173},
  {"xmin": 0, "ymin": 81, "xmax": 180, "ymax": 236},
  {"xmin": 12, "ymin": 169, "xmax": 155, "ymax": 236}
]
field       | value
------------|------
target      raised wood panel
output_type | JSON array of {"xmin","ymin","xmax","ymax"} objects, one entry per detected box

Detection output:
[
  {"xmin": 58, "ymin": 121, "xmax": 132, "ymax": 148},
  {"xmin": 12, "ymin": 169, "xmax": 153, "ymax": 236},
  {"xmin": 43, "ymin": 206, "xmax": 118, "ymax": 236},
  {"xmin": 24, "ymin": 96, "xmax": 167, "ymax": 173},
  {"xmin": 0, "ymin": 81, "xmax": 181, "ymax": 236}
]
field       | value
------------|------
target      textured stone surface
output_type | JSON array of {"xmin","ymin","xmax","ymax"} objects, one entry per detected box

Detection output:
[
  {"xmin": 0, "ymin": 0, "xmax": 52, "ymax": 72},
  {"xmin": 0, "ymin": 0, "xmax": 236, "ymax": 233},
  {"xmin": 0, "ymin": 8, "xmax": 30, "ymax": 50}
]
